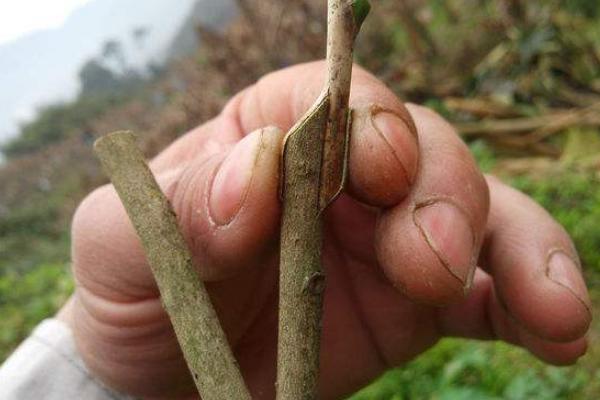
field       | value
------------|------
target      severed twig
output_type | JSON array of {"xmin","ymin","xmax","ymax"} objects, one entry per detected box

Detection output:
[
  {"xmin": 444, "ymin": 97, "xmax": 523, "ymax": 118},
  {"xmin": 94, "ymin": 131, "xmax": 251, "ymax": 400},
  {"xmin": 276, "ymin": 1, "xmax": 370, "ymax": 399},
  {"xmin": 456, "ymin": 103, "xmax": 600, "ymax": 138}
]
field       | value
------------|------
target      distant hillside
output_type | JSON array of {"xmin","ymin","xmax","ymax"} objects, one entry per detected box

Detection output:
[
  {"xmin": 167, "ymin": 0, "xmax": 237, "ymax": 60},
  {"xmin": 0, "ymin": 0, "xmax": 235, "ymax": 144}
]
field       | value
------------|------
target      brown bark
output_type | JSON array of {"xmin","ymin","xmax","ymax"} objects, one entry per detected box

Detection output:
[
  {"xmin": 94, "ymin": 131, "xmax": 251, "ymax": 400},
  {"xmin": 276, "ymin": 1, "xmax": 369, "ymax": 399}
]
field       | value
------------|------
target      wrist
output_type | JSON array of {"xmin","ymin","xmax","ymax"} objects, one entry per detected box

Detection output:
[{"xmin": 55, "ymin": 295, "xmax": 75, "ymax": 329}]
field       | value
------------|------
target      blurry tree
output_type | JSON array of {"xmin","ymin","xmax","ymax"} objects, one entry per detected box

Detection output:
[
  {"xmin": 132, "ymin": 26, "xmax": 150, "ymax": 50},
  {"xmin": 102, "ymin": 39, "xmax": 127, "ymax": 72},
  {"xmin": 0, "ymin": 97, "xmax": 116, "ymax": 158},
  {"xmin": 79, "ymin": 59, "xmax": 121, "ymax": 95},
  {"xmin": 565, "ymin": 0, "xmax": 600, "ymax": 17}
]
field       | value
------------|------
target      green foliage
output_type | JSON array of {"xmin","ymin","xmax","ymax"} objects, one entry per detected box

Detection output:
[
  {"xmin": 0, "ymin": 232, "xmax": 70, "ymax": 276},
  {"xmin": 0, "ymin": 263, "xmax": 73, "ymax": 360},
  {"xmin": 1, "ymin": 94, "xmax": 119, "ymax": 158},
  {"xmin": 79, "ymin": 61, "xmax": 146, "ymax": 98},
  {"xmin": 467, "ymin": 2, "xmax": 600, "ymax": 104},
  {"xmin": 79, "ymin": 60, "xmax": 122, "ymax": 95},
  {"xmin": 2, "ymin": 37, "xmax": 150, "ymax": 159},
  {"xmin": 564, "ymin": 0, "xmax": 600, "ymax": 17},
  {"xmin": 352, "ymin": 0, "xmax": 372, "ymax": 29},
  {"xmin": 0, "ymin": 168, "xmax": 83, "ymax": 274},
  {"xmin": 468, "ymin": 140, "xmax": 497, "ymax": 173},
  {"xmin": 512, "ymin": 170, "xmax": 600, "ymax": 274},
  {"xmin": 350, "ymin": 340, "xmax": 589, "ymax": 400},
  {"xmin": 561, "ymin": 128, "xmax": 600, "ymax": 163}
]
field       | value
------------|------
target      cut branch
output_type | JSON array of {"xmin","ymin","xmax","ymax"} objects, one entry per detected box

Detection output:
[
  {"xmin": 456, "ymin": 103, "xmax": 600, "ymax": 138},
  {"xmin": 94, "ymin": 131, "xmax": 251, "ymax": 400},
  {"xmin": 276, "ymin": 1, "xmax": 369, "ymax": 399},
  {"xmin": 320, "ymin": 0, "xmax": 370, "ymax": 210}
]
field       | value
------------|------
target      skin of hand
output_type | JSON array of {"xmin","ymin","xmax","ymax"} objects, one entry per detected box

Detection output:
[{"xmin": 59, "ymin": 61, "xmax": 592, "ymax": 400}]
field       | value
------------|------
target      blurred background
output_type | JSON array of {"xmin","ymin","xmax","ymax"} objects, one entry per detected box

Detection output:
[{"xmin": 0, "ymin": 0, "xmax": 599, "ymax": 398}]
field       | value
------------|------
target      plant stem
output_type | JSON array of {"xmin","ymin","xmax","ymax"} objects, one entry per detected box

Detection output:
[
  {"xmin": 94, "ymin": 131, "xmax": 251, "ymax": 400},
  {"xmin": 276, "ymin": 1, "xmax": 369, "ymax": 399},
  {"xmin": 277, "ymin": 94, "xmax": 329, "ymax": 400},
  {"xmin": 320, "ymin": 0, "xmax": 368, "ymax": 210}
]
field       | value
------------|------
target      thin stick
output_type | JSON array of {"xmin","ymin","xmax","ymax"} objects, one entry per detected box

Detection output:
[
  {"xmin": 276, "ymin": 1, "xmax": 369, "ymax": 399},
  {"xmin": 456, "ymin": 105, "xmax": 600, "ymax": 138},
  {"xmin": 320, "ymin": 0, "xmax": 370, "ymax": 210},
  {"xmin": 94, "ymin": 131, "xmax": 251, "ymax": 400}
]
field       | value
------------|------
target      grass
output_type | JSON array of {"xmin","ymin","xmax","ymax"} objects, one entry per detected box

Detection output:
[
  {"xmin": 351, "ymin": 340, "xmax": 589, "ymax": 400},
  {"xmin": 0, "ymin": 263, "xmax": 73, "ymax": 361}
]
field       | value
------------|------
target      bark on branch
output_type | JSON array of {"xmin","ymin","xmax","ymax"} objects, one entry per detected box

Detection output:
[
  {"xmin": 94, "ymin": 131, "xmax": 251, "ymax": 400},
  {"xmin": 276, "ymin": 1, "xmax": 370, "ymax": 399}
]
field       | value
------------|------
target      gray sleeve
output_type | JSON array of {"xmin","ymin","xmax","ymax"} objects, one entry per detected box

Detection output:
[{"xmin": 0, "ymin": 319, "xmax": 134, "ymax": 400}]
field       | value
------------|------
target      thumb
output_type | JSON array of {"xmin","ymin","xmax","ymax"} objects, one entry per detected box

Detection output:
[
  {"xmin": 183, "ymin": 126, "xmax": 284, "ymax": 279},
  {"xmin": 72, "ymin": 127, "xmax": 284, "ymax": 300}
]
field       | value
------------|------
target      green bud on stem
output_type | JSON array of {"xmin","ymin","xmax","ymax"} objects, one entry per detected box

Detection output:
[{"xmin": 351, "ymin": 0, "xmax": 371, "ymax": 32}]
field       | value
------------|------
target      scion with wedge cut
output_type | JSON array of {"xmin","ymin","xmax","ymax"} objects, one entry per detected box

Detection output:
[{"xmin": 276, "ymin": 1, "xmax": 370, "ymax": 399}]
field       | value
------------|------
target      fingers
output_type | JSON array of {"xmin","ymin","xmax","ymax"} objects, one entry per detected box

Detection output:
[
  {"xmin": 519, "ymin": 333, "xmax": 588, "ymax": 366},
  {"xmin": 227, "ymin": 69, "xmax": 491, "ymax": 308},
  {"xmin": 160, "ymin": 61, "xmax": 420, "ymax": 207},
  {"xmin": 72, "ymin": 127, "xmax": 284, "ymax": 299},
  {"xmin": 348, "ymin": 106, "xmax": 418, "ymax": 206},
  {"xmin": 74, "ymin": 60, "xmax": 420, "ymax": 300},
  {"xmin": 437, "ymin": 269, "xmax": 588, "ymax": 365},
  {"xmin": 375, "ymin": 104, "xmax": 490, "ymax": 305},
  {"xmin": 480, "ymin": 176, "xmax": 592, "ymax": 342},
  {"xmin": 232, "ymin": 61, "xmax": 419, "ymax": 206},
  {"xmin": 436, "ymin": 174, "xmax": 592, "ymax": 364}
]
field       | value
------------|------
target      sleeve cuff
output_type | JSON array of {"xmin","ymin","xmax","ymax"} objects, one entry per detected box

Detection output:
[{"xmin": 0, "ymin": 319, "xmax": 134, "ymax": 400}]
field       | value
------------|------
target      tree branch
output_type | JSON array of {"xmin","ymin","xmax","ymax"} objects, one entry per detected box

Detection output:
[
  {"xmin": 94, "ymin": 131, "xmax": 251, "ymax": 400},
  {"xmin": 276, "ymin": 1, "xmax": 370, "ymax": 399}
]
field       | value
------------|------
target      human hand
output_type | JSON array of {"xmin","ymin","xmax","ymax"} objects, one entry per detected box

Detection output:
[{"xmin": 65, "ymin": 61, "xmax": 591, "ymax": 399}]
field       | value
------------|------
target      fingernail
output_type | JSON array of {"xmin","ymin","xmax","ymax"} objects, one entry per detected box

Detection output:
[
  {"xmin": 372, "ymin": 110, "xmax": 419, "ymax": 184},
  {"xmin": 547, "ymin": 251, "xmax": 592, "ymax": 313},
  {"xmin": 209, "ymin": 132, "xmax": 262, "ymax": 225},
  {"xmin": 414, "ymin": 201, "xmax": 475, "ymax": 289}
]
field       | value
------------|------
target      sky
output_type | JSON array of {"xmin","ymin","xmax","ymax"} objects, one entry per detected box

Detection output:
[{"xmin": 0, "ymin": 0, "xmax": 89, "ymax": 45}]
